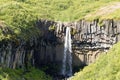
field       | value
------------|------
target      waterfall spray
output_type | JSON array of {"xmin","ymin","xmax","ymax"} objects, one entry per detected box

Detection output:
[{"xmin": 61, "ymin": 27, "xmax": 72, "ymax": 77}]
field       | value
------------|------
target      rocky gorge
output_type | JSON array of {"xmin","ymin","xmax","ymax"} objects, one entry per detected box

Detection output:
[{"xmin": 0, "ymin": 19, "xmax": 120, "ymax": 77}]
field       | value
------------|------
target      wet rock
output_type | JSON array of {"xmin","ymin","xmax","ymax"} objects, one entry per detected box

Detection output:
[{"xmin": 0, "ymin": 19, "xmax": 120, "ymax": 76}]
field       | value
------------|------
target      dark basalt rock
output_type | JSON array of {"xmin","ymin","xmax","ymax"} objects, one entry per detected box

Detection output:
[{"xmin": 0, "ymin": 19, "xmax": 120, "ymax": 77}]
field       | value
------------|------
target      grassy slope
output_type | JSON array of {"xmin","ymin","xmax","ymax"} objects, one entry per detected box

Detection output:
[
  {"xmin": 0, "ymin": 67, "xmax": 52, "ymax": 80},
  {"xmin": 0, "ymin": 1, "xmax": 120, "ymax": 79},
  {"xmin": 71, "ymin": 42, "xmax": 120, "ymax": 80},
  {"xmin": 0, "ymin": 0, "xmax": 120, "ymax": 41}
]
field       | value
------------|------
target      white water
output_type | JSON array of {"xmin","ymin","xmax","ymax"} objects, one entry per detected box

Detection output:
[{"xmin": 61, "ymin": 27, "xmax": 72, "ymax": 77}]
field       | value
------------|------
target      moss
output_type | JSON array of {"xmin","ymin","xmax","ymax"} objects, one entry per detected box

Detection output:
[
  {"xmin": 48, "ymin": 25, "xmax": 55, "ymax": 31},
  {"xmin": 98, "ymin": 20, "xmax": 104, "ymax": 27},
  {"xmin": 71, "ymin": 28, "xmax": 77, "ymax": 35},
  {"xmin": 0, "ymin": 67, "xmax": 52, "ymax": 80}
]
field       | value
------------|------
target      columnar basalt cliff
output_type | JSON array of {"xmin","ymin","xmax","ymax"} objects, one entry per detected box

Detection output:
[
  {"xmin": 0, "ymin": 19, "xmax": 120, "ymax": 74},
  {"xmin": 69, "ymin": 20, "xmax": 120, "ymax": 66},
  {"xmin": 36, "ymin": 19, "xmax": 120, "ymax": 68}
]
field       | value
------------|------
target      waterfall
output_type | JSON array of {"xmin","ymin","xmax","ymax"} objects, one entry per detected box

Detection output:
[{"xmin": 61, "ymin": 27, "xmax": 72, "ymax": 77}]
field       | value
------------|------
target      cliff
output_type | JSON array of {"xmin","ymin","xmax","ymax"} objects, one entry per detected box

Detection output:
[
  {"xmin": 0, "ymin": 19, "xmax": 120, "ymax": 75},
  {"xmin": 71, "ymin": 39, "xmax": 120, "ymax": 80}
]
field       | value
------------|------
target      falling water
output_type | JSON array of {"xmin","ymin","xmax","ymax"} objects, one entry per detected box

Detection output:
[{"xmin": 61, "ymin": 27, "xmax": 72, "ymax": 77}]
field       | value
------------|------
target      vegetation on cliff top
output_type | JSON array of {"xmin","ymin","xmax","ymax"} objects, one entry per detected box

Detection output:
[
  {"xmin": 0, "ymin": 0, "xmax": 120, "ymax": 40},
  {"xmin": 71, "ymin": 42, "xmax": 120, "ymax": 80}
]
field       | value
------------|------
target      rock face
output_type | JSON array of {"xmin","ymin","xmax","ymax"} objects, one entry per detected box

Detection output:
[
  {"xmin": 0, "ymin": 19, "xmax": 120, "ymax": 73},
  {"xmin": 34, "ymin": 19, "xmax": 120, "ymax": 69},
  {"xmin": 68, "ymin": 20, "xmax": 120, "ymax": 66}
]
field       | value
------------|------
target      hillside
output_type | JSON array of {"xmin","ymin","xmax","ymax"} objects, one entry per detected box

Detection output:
[
  {"xmin": 0, "ymin": 0, "xmax": 120, "ymax": 21},
  {"xmin": 71, "ymin": 42, "xmax": 120, "ymax": 80},
  {"xmin": 0, "ymin": 1, "xmax": 120, "ymax": 80},
  {"xmin": 0, "ymin": 0, "xmax": 120, "ymax": 41},
  {"xmin": 0, "ymin": 67, "xmax": 52, "ymax": 80}
]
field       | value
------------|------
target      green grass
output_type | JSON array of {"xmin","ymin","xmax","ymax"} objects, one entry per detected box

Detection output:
[
  {"xmin": 0, "ymin": 1, "xmax": 120, "ymax": 79},
  {"xmin": 71, "ymin": 41, "xmax": 120, "ymax": 80},
  {"xmin": 0, "ymin": 67, "xmax": 52, "ymax": 80},
  {"xmin": 100, "ymin": 8, "xmax": 120, "ymax": 20},
  {"xmin": 0, "ymin": 0, "xmax": 120, "ymax": 40}
]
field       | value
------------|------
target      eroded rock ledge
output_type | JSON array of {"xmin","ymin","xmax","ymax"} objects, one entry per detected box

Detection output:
[{"xmin": 0, "ymin": 19, "xmax": 120, "ymax": 72}]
